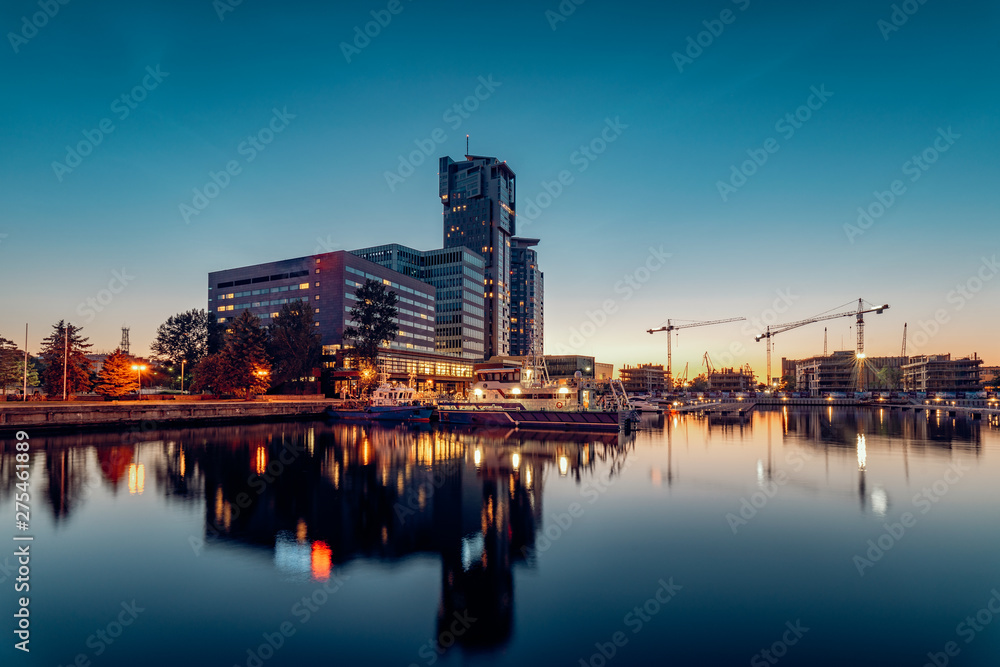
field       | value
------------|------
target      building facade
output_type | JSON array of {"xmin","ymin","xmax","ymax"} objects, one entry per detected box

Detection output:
[
  {"xmin": 440, "ymin": 154, "xmax": 516, "ymax": 359},
  {"xmin": 209, "ymin": 251, "xmax": 437, "ymax": 353},
  {"xmin": 708, "ymin": 368, "xmax": 754, "ymax": 392},
  {"xmin": 350, "ymin": 244, "xmax": 487, "ymax": 360},
  {"xmin": 794, "ymin": 352, "xmax": 908, "ymax": 394},
  {"xmin": 619, "ymin": 364, "xmax": 667, "ymax": 393},
  {"xmin": 902, "ymin": 354, "xmax": 983, "ymax": 392},
  {"xmin": 509, "ymin": 237, "xmax": 543, "ymax": 356}
]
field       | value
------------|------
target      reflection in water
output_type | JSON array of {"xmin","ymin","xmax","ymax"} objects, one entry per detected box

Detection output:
[
  {"xmin": 6, "ymin": 406, "xmax": 996, "ymax": 664},
  {"xmin": 14, "ymin": 422, "xmax": 629, "ymax": 655}
]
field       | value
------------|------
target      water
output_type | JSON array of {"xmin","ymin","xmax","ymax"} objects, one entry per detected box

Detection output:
[{"xmin": 2, "ymin": 408, "xmax": 999, "ymax": 666}]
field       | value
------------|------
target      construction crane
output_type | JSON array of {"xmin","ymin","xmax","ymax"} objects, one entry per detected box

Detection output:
[
  {"xmin": 755, "ymin": 299, "xmax": 889, "ymax": 385},
  {"xmin": 680, "ymin": 362, "xmax": 689, "ymax": 386},
  {"xmin": 647, "ymin": 317, "xmax": 746, "ymax": 388},
  {"xmin": 703, "ymin": 352, "xmax": 715, "ymax": 390}
]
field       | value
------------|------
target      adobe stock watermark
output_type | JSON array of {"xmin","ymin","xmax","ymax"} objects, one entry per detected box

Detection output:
[
  {"xmin": 672, "ymin": 0, "xmax": 751, "ymax": 73},
  {"xmin": 213, "ymin": 0, "xmax": 246, "ymax": 21},
  {"xmin": 519, "ymin": 116, "xmax": 628, "ymax": 227},
  {"xmin": 234, "ymin": 571, "xmax": 350, "ymax": 667},
  {"xmin": 76, "ymin": 268, "xmax": 136, "ymax": 323},
  {"xmin": 179, "ymin": 107, "xmax": 296, "ymax": 224},
  {"xmin": 877, "ymin": 0, "xmax": 931, "ymax": 41},
  {"xmin": 843, "ymin": 127, "xmax": 959, "ymax": 244},
  {"xmin": 550, "ymin": 246, "xmax": 669, "ymax": 355},
  {"xmin": 904, "ymin": 252, "xmax": 998, "ymax": 355},
  {"xmin": 725, "ymin": 449, "xmax": 812, "ymax": 535},
  {"xmin": 384, "ymin": 75, "xmax": 502, "ymax": 192},
  {"xmin": 750, "ymin": 620, "xmax": 810, "ymax": 666},
  {"xmin": 717, "ymin": 85, "xmax": 833, "ymax": 202},
  {"xmin": 522, "ymin": 457, "xmax": 634, "ymax": 558},
  {"xmin": 0, "ymin": 232, "xmax": 8, "ymax": 248},
  {"xmin": 921, "ymin": 588, "xmax": 1000, "ymax": 667},
  {"xmin": 51, "ymin": 65, "xmax": 169, "ymax": 182},
  {"xmin": 853, "ymin": 459, "xmax": 971, "ymax": 576},
  {"xmin": 545, "ymin": 0, "xmax": 586, "ymax": 30},
  {"xmin": 340, "ymin": 0, "xmax": 415, "ymax": 63},
  {"xmin": 409, "ymin": 611, "xmax": 477, "ymax": 666},
  {"xmin": 56, "ymin": 600, "xmax": 145, "ymax": 665},
  {"xmin": 577, "ymin": 578, "xmax": 683, "ymax": 667},
  {"xmin": 7, "ymin": 0, "xmax": 71, "ymax": 54}
]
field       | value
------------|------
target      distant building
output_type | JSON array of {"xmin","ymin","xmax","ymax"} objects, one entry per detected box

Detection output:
[
  {"xmin": 708, "ymin": 367, "xmax": 755, "ymax": 392},
  {"xmin": 594, "ymin": 362, "xmax": 614, "ymax": 382},
  {"xmin": 794, "ymin": 352, "xmax": 908, "ymax": 394},
  {"xmin": 902, "ymin": 354, "xmax": 982, "ymax": 393},
  {"xmin": 509, "ymin": 237, "xmax": 543, "ymax": 356},
  {"xmin": 619, "ymin": 364, "xmax": 666, "ymax": 393},
  {"xmin": 349, "ymin": 243, "xmax": 487, "ymax": 360},
  {"xmin": 440, "ymin": 154, "xmax": 517, "ymax": 358},
  {"xmin": 208, "ymin": 251, "xmax": 475, "ymax": 393},
  {"xmin": 490, "ymin": 355, "xmax": 594, "ymax": 381}
]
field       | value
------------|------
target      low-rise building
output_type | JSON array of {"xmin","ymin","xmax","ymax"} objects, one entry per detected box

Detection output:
[
  {"xmin": 902, "ymin": 354, "xmax": 982, "ymax": 393},
  {"xmin": 708, "ymin": 367, "xmax": 754, "ymax": 392},
  {"xmin": 619, "ymin": 364, "xmax": 666, "ymax": 393},
  {"xmin": 794, "ymin": 352, "xmax": 908, "ymax": 394}
]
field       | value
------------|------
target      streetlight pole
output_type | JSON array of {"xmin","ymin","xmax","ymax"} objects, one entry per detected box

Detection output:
[
  {"xmin": 181, "ymin": 359, "xmax": 185, "ymax": 393},
  {"xmin": 132, "ymin": 364, "xmax": 146, "ymax": 400}
]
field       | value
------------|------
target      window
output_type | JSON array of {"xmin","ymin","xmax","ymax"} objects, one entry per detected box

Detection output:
[
  {"xmin": 314, "ymin": 322, "xmax": 319, "ymax": 327},
  {"xmin": 314, "ymin": 308, "xmax": 320, "ymax": 313},
  {"xmin": 315, "ymin": 269, "xmax": 320, "ymax": 274},
  {"xmin": 314, "ymin": 295, "xmax": 320, "ymax": 300},
  {"xmin": 299, "ymin": 283, "xmax": 309, "ymax": 290},
  {"xmin": 314, "ymin": 282, "xmax": 320, "ymax": 287}
]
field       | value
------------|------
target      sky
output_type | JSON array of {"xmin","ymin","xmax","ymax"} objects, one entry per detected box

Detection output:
[{"xmin": 1, "ymin": 0, "xmax": 997, "ymax": 378}]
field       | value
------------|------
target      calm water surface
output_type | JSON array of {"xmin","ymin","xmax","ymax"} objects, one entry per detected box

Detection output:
[{"xmin": 2, "ymin": 408, "xmax": 999, "ymax": 666}]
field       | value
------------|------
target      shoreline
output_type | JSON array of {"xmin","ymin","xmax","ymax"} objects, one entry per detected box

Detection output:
[{"xmin": 0, "ymin": 398, "xmax": 332, "ymax": 435}]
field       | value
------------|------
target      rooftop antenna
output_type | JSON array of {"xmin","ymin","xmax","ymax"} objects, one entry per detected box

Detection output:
[
  {"xmin": 824, "ymin": 327, "xmax": 827, "ymax": 356},
  {"xmin": 121, "ymin": 326, "xmax": 130, "ymax": 355},
  {"xmin": 466, "ymin": 134, "xmax": 469, "ymax": 156}
]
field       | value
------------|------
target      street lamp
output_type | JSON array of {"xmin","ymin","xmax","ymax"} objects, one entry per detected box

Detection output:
[{"xmin": 131, "ymin": 364, "xmax": 146, "ymax": 400}]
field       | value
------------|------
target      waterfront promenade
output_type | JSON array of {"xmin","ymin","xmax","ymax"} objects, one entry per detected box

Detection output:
[{"xmin": 0, "ymin": 397, "xmax": 331, "ymax": 433}]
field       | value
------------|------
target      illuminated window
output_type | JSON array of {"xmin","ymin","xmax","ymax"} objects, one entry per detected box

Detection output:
[
  {"xmin": 299, "ymin": 283, "xmax": 309, "ymax": 289},
  {"xmin": 314, "ymin": 282, "xmax": 320, "ymax": 287}
]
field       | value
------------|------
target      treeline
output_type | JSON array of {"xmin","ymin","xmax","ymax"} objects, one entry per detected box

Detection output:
[{"xmin": 0, "ymin": 299, "xmax": 321, "ymax": 399}]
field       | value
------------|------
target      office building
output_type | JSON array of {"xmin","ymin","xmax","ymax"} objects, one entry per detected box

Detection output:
[
  {"xmin": 350, "ymin": 243, "xmax": 487, "ymax": 360},
  {"xmin": 440, "ymin": 154, "xmax": 516, "ymax": 358},
  {"xmin": 510, "ymin": 237, "xmax": 543, "ymax": 356},
  {"xmin": 208, "ymin": 251, "xmax": 475, "ymax": 392}
]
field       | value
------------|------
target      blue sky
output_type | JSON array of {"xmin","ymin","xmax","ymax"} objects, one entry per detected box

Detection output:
[{"xmin": 1, "ymin": 0, "xmax": 997, "ymax": 375}]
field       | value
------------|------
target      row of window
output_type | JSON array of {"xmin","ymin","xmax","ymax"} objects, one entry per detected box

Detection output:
[
  {"xmin": 345, "ymin": 266, "xmax": 434, "ymax": 302},
  {"xmin": 343, "ymin": 306, "xmax": 434, "ymax": 339},
  {"xmin": 344, "ymin": 279, "xmax": 434, "ymax": 312},
  {"xmin": 217, "ymin": 283, "xmax": 310, "ymax": 300},
  {"xmin": 215, "ymin": 269, "xmax": 310, "ymax": 289}
]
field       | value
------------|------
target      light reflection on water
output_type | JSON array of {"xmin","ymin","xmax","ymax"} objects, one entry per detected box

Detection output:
[{"xmin": 0, "ymin": 407, "xmax": 998, "ymax": 666}]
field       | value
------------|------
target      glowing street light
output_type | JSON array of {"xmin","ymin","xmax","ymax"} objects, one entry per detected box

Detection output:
[{"xmin": 131, "ymin": 364, "xmax": 147, "ymax": 400}]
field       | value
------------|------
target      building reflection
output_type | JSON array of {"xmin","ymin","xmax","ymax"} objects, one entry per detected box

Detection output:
[{"xmin": 185, "ymin": 423, "xmax": 624, "ymax": 652}]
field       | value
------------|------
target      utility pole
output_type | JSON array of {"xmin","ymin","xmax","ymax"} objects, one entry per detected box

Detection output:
[
  {"xmin": 22, "ymin": 323, "xmax": 28, "ymax": 402},
  {"xmin": 62, "ymin": 323, "xmax": 68, "ymax": 400}
]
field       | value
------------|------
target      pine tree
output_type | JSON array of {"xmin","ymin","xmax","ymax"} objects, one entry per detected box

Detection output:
[
  {"xmin": 343, "ymin": 279, "xmax": 399, "ymax": 367},
  {"xmin": 0, "ymin": 335, "xmax": 19, "ymax": 395},
  {"xmin": 94, "ymin": 349, "xmax": 139, "ymax": 398},
  {"xmin": 192, "ymin": 312, "xmax": 271, "ymax": 398},
  {"xmin": 40, "ymin": 321, "xmax": 93, "ymax": 398},
  {"xmin": 267, "ymin": 299, "xmax": 321, "ymax": 390}
]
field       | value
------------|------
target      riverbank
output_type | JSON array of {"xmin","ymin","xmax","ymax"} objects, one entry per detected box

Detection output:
[{"xmin": 0, "ymin": 398, "xmax": 332, "ymax": 434}]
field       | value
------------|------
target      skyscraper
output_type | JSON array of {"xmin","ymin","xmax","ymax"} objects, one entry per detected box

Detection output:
[
  {"xmin": 440, "ymin": 154, "xmax": 516, "ymax": 359},
  {"xmin": 509, "ymin": 237, "xmax": 543, "ymax": 357}
]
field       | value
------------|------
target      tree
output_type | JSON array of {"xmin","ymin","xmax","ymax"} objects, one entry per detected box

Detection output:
[
  {"xmin": 0, "ymin": 335, "xmax": 19, "ymax": 395},
  {"xmin": 94, "ymin": 349, "xmax": 139, "ymax": 398},
  {"xmin": 40, "ymin": 321, "xmax": 93, "ymax": 398},
  {"xmin": 151, "ymin": 309, "xmax": 222, "ymax": 387},
  {"xmin": 343, "ymin": 279, "xmax": 399, "ymax": 368},
  {"xmin": 192, "ymin": 311, "xmax": 271, "ymax": 398},
  {"xmin": 267, "ymin": 299, "xmax": 321, "ymax": 391},
  {"xmin": 779, "ymin": 375, "xmax": 796, "ymax": 392},
  {"xmin": 688, "ymin": 376, "xmax": 709, "ymax": 392}
]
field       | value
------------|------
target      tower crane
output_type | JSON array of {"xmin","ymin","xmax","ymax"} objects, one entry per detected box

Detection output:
[
  {"xmin": 647, "ymin": 317, "xmax": 745, "ymax": 388},
  {"xmin": 755, "ymin": 299, "xmax": 889, "ymax": 385}
]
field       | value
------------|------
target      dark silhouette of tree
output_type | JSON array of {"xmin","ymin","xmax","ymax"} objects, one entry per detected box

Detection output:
[
  {"xmin": 192, "ymin": 311, "xmax": 271, "ymax": 398},
  {"xmin": 343, "ymin": 279, "xmax": 399, "ymax": 368},
  {"xmin": 151, "ymin": 309, "xmax": 222, "ymax": 387},
  {"xmin": 40, "ymin": 321, "xmax": 92, "ymax": 398},
  {"xmin": 267, "ymin": 299, "xmax": 321, "ymax": 392}
]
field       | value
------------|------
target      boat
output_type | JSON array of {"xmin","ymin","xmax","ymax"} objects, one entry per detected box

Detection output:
[
  {"xmin": 326, "ymin": 381, "xmax": 433, "ymax": 422},
  {"xmin": 437, "ymin": 362, "xmax": 638, "ymax": 432}
]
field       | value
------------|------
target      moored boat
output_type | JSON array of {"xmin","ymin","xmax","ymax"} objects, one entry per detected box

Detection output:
[{"xmin": 326, "ymin": 381, "xmax": 433, "ymax": 422}]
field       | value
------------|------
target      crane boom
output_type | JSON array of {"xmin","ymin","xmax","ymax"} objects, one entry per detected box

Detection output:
[
  {"xmin": 754, "ymin": 299, "xmax": 889, "ymax": 385},
  {"xmin": 647, "ymin": 317, "xmax": 746, "ymax": 389}
]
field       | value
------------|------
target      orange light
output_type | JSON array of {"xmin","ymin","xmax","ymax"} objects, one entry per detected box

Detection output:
[
  {"xmin": 311, "ymin": 540, "xmax": 332, "ymax": 581},
  {"xmin": 128, "ymin": 463, "xmax": 145, "ymax": 495},
  {"xmin": 255, "ymin": 446, "xmax": 267, "ymax": 475}
]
